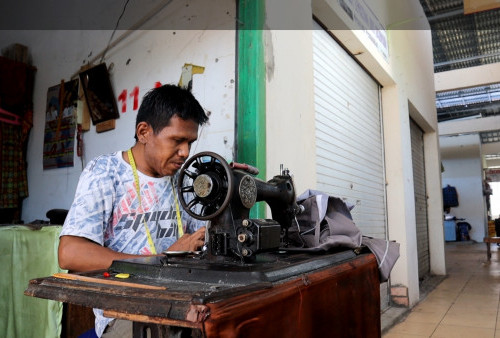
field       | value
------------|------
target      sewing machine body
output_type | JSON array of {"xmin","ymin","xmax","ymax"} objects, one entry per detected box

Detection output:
[{"xmin": 177, "ymin": 152, "xmax": 302, "ymax": 262}]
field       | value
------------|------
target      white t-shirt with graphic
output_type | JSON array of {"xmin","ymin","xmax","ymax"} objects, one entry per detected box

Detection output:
[{"xmin": 60, "ymin": 151, "xmax": 204, "ymax": 336}]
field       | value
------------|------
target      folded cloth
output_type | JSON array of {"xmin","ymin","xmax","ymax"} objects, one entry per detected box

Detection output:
[{"xmin": 287, "ymin": 189, "xmax": 400, "ymax": 282}]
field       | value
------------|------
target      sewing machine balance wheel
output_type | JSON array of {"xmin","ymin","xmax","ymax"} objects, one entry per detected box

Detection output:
[{"xmin": 177, "ymin": 152, "xmax": 234, "ymax": 220}]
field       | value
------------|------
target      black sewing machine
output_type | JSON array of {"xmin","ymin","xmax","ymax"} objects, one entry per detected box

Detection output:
[
  {"xmin": 108, "ymin": 152, "xmax": 356, "ymax": 284},
  {"xmin": 177, "ymin": 151, "xmax": 303, "ymax": 262}
]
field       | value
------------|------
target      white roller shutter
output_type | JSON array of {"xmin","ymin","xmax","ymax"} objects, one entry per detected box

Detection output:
[
  {"xmin": 312, "ymin": 21, "xmax": 388, "ymax": 309},
  {"xmin": 410, "ymin": 119, "xmax": 430, "ymax": 278},
  {"xmin": 312, "ymin": 23, "xmax": 386, "ymax": 239}
]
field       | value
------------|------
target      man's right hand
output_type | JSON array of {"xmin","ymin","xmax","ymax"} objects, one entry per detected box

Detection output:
[{"xmin": 58, "ymin": 235, "xmax": 144, "ymax": 272}]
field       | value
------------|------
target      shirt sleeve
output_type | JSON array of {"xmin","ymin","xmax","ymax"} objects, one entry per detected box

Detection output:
[{"xmin": 60, "ymin": 159, "xmax": 116, "ymax": 245}]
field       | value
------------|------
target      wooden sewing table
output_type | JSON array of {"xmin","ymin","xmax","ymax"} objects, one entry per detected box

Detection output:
[{"xmin": 25, "ymin": 250, "xmax": 381, "ymax": 337}]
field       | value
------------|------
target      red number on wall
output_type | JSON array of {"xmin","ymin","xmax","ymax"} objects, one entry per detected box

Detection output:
[
  {"xmin": 130, "ymin": 86, "xmax": 139, "ymax": 111},
  {"xmin": 118, "ymin": 82, "xmax": 165, "ymax": 113},
  {"xmin": 117, "ymin": 89, "xmax": 127, "ymax": 113}
]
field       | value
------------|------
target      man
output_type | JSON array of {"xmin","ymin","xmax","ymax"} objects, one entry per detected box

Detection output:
[{"xmin": 58, "ymin": 84, "xmax": 208, "ymax": 337}]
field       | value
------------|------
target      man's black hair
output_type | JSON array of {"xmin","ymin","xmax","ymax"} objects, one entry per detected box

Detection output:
[{"xmin": 135, "ymin": 84, "xmax": 208, "ymax": 141}]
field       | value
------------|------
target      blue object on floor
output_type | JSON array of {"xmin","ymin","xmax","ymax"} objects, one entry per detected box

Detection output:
[
  {"xmin": 78, "ymin": 328, "xmax": 98, "ymax": 338},
  {"xmin": 457, "ymin": 221, "xmax": 471, "ymax": 241},
  {"xmin": 444, "ymin": 220, "xmax": 456, "ymax": 241}
]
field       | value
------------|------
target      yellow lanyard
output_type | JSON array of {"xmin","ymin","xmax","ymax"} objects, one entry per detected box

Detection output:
[
  {"xmin": 171, "ymin": 177, "xmax": 184, "ymax": 238},
  {"xmin": 128, "ymin": 149, "xmax": 157, "ymax": 254},
  {"xmin": 127, "ymin": 149, "xmax": 184, "ymax": 254}
]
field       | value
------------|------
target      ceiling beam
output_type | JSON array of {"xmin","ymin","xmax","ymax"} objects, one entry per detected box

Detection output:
[
  {"xmin": 434, "ymin": 51, "xmax": 500, "ymax": 68},
  {"xmin": 435, "ymin": 62, "xmax": 500, "ymax": 92},
  {"xmin": 428, "ymin": 8, "xmax": 463, "ymax": 22},
  {"xmin": 438, "ymin": 115, "xmax": 500, "ymax": 136}
]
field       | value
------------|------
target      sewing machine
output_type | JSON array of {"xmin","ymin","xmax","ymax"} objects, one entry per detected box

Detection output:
[{"xmin": 177, "ymin": 151, "xmax": 303, "ymax": 261}]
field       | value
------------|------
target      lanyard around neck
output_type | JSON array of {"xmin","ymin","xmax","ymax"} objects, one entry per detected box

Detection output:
[
  {"xmin": 128, "ymin": 149, "xmax": 157, "ymax": 254},
  {"xmin": 127, "ymin": 149, "xmax": 184, "ymax": 254},
  {"xmin": 171, "ymin": 176, "xmax": 184, "ymax": 238}
]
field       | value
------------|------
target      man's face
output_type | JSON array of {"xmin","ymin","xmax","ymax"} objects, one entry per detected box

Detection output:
[{"xmin": 142, "ymin": 115, "xmax": 199, "ymax": 177}]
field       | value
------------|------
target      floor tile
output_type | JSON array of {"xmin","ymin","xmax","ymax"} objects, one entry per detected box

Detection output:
[
  {"xmin": 383, "ymin": 332, "xmax": 428, "ymax": 337},
  {"xmin": 384, "ymin": 242, "xmax": 500, "ymax": 337},
  {"xmin": 404, "ymin": 311, "xmax": 444, "ymax": 324},
  {"xmin": 388, "ymin": 321, "xmax": 438, "ymax": 336},
  {"xmin": 432, "ymin": 324, "xmax": 494, "ymax": 338},
  {"xmin": 442, "ymin": 306, "xmax": 497, "ymax": 329}
]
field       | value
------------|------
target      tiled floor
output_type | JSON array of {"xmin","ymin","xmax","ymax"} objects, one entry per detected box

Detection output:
[{"xmin": 383, "ymin": 241, "xmax": 500, "ymax": 338}]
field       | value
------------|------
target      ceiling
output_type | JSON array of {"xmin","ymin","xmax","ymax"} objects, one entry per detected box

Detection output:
[
  {"xmin": 419, "ymin": 0, "xmax": 500, "ymax": 73},
  {"xmin": 419, "ymin": 0, "xmax": 500, "ymax": 152}
]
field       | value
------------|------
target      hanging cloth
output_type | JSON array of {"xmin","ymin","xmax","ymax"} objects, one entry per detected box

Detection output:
[{"xmin": 442, "ymin": 185, "xmax": 459, "ymax": 207}]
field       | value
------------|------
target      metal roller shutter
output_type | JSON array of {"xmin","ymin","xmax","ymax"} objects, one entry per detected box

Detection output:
[
  {"xmin": 410, "ymin": 119, "xmax": 430, "ymax": 278},
  {"xmin": 312, "ymin": 21, "xmax": 389, "ymax": 309},
  {"xmin": 312, "ymin": 23, "xmax": 386, "ymax": 238}
]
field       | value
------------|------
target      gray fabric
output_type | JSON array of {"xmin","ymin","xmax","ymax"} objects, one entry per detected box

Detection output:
[
  {"xmin": 292, "ymin": 190, "xmax": 362, "ymax": 250},
  {"xmin": 102, "ymin": 319, "xmax": 133, "ymax": 338},
  {"xmin": 289, "ymin": 189, "xmax": 399, "ymax": 282},
  {"xmin": 361, "ymin": 237, "xmax": 400, "ymax": 282},
  {"xmin": 102, "ymin": 319, "xmax": 189, "ymax": 338}
]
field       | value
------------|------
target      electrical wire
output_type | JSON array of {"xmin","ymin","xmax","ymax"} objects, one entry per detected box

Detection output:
[{"xmin": 100, "ymin": 0, "xmax": 131, "ymax": 64}]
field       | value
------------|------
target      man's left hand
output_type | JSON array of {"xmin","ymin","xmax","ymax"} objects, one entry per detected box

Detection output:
[{"xmin": 167, "ymin": 226, "xmax": 206, "ymax": 251}]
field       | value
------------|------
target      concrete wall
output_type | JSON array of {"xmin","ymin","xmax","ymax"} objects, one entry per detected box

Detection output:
[
  {"xmin": 264, "ymin": 0, "xmax": 317, "ymax": 194},
  {"xmin": 382, "ymin": 27, "xmax": 446, "ymax": 305},
  {"xmin": 0, "ymin": 1, "xmax": 236, "ymax": 222},
  {"xmin": 306, "ymin": 0, "xmax": 444, "ymax": 306},
  {"xmin": 440, "ymin": 134, "xmax": 486, "ymax": 242}
]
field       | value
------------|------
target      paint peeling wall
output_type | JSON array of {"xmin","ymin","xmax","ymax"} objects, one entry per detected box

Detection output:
[{"xmin": 0, "ymin": 2, "xmax": 236, "ymax": 222}]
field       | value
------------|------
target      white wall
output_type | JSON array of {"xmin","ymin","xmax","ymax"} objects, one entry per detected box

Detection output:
[
  {"xmin": 307, "ymin": 0, "xmax": 443, "ymax": 306},
  {"xmin": 381, "ymin": 28, "xmax": 446, "ymax": 304},
  {"xmin": 441, "ymin": 134, "xmax": 486, "ymax": 242},
  {"xmin": 0, "ymin": 2, "xmax": 236, "ymax": 222},
  {"xmin": 491, "ymin": 182, "xmax": 500, "ymax": 220},
  {"xmin": 265, "ymin": 0, "xmax": 317, "ymax": 193}
]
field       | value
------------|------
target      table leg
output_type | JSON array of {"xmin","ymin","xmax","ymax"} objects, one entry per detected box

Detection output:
[{"xmin": 487, "ymin": 242, "xmax": 491, "ymax": 261}]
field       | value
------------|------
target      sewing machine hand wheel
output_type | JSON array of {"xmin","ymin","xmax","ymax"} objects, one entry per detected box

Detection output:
[{"xmin": 177, "ymin": 152, "xmax": 233, "ymax": 220}]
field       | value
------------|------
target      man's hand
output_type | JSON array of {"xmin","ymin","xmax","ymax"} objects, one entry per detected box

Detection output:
[
  {"xmin": 167, "ymin": 226, "xmax": 206, "ymax": 252},
  {"xmin": 58, "ymin": 235, "xmax": 145, "ymax": 272}
]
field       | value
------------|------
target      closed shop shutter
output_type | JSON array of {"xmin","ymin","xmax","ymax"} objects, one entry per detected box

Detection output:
[
  {"xmin": 312, "ymin": 21, "xmax": 389, "ymax": 309},
  {"xmin": 410, "ymin": 119, "xmax": 430, "ymax": 278}
]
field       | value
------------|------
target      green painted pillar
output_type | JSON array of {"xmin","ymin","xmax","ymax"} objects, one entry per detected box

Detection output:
[{"xmin": 237, "ymin": 0, "xmax": 266, "ymax": 218}]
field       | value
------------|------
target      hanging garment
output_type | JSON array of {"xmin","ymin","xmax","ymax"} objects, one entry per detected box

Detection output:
[
  {"xmin": 442, "ymin": 185, "xmax": 459, "ymax": 207},
  {"xmin": 0, "ymin": 122, "xmax": 28, "ymax": 208}
]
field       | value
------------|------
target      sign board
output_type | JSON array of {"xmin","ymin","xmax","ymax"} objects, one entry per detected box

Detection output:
[
  {"xmin": 486, "ymin": 168, "xmax": 500, "ymax": 182},
  {"xmin": 338, "ymin": 0, "xmax": 389, "ymax": 61}
]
